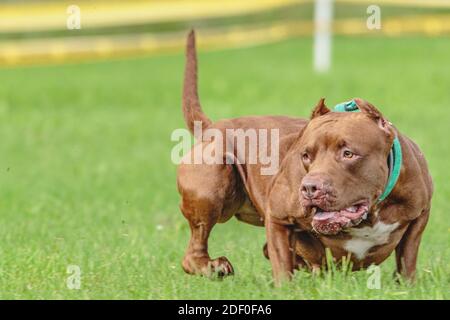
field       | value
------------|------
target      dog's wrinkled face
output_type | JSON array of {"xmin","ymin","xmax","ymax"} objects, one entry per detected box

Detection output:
[{"xmin": 299, "ymin": 98, "xmax": 395, "ymax": 235}]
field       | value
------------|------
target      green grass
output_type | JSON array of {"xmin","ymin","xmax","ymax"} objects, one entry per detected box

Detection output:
[{"xmin": 0, "ymin": 35, "xmax": 449, "ymax": 299}]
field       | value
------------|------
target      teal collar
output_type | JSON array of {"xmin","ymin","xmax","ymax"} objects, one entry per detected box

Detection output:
[{"xmin": 333, "ymin": 100, "xmax": 402, "ymax": 203}]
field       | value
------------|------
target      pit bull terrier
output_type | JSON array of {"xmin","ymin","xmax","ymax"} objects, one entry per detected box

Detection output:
[
  {"xmin": 177, "ymin": 31, "xmax": 433, "ymax": 284},
  {"xmin": 266, "ymin": 99, "xmax": 433, "ymax": 284}
]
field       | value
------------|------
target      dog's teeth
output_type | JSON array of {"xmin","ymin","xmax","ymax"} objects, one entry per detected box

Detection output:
[
  {"xmin": 347, "ymin": 206, "xmax": 357, "ymax": 213},
  {"xmin": 362, "ymin": 212, "xmax": 368, "ymax": 219}
]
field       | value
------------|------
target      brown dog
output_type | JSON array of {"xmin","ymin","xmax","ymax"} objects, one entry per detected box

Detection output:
[
  {"xmin": 177, "ymin": 31, "xmax": 433, "ymax": 283},
  {"xmin": 266, "ymin": 99, "xmax": 433, "ymax": 284},
  {"xmin": 178, "ymin": 31, "xmax": 306, "ymax": 276}
]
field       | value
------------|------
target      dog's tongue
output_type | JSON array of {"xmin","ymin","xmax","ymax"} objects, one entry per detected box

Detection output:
[
  {"xmin": 312, "ymin": 204, "xmax": 368, "ymax": 235},
  {"xmin": 313, "ymin": 206, "xmax": 363, "ymax": 222},
  {"xmin": 313, "ymin": 211, "xmax": 350, "ymax": 225},
  {"xmin": 313, "ymin": 211, "xmax": 336, "ymax": 221}
]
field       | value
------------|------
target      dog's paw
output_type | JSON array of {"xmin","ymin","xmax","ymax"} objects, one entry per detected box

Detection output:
[
  {"xmin": 209, "ymin": 256, "xmax": 234, "ymax": 277},
  {"xmin": 182, "ymin": 255, "xmax": 234, "ymax": 278}
]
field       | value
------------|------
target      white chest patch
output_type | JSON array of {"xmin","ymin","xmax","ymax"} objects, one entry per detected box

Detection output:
[{"xmin": 344, "ymin": 221, "xmax": 399, "ymax": 260}]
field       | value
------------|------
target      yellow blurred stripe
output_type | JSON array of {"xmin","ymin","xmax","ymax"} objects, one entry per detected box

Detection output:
[
  {"xmin": 335, "ymin": 14, "xmax": 450, "ymax": 36},
  {"xmin": 0, "ymin": 0, "xmax": 306, "ymax": 33},
  {"xmin": 0, "ymin": 22, "xmax": 312, "ymax": 66},
  {"xmin": 2, "ymin": 0, "xmax": 448, "ymax": 34},
  {"xmin": 1, "ymin": 14, "xmax": 450, "ymax": 67},
  {"xmin": 337, "ymin": 0, "xmax": 450, "ymax": 8}
]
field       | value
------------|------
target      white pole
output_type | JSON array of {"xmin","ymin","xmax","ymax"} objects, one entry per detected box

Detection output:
[{"xmin": 314, "ymin": 0, "xmax": 333, "ymax": 73}]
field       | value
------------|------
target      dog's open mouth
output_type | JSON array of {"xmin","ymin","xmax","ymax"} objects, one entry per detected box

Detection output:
[{"xmin": 311, "ymin": 200, "xmax": 369, "ymax": 235}]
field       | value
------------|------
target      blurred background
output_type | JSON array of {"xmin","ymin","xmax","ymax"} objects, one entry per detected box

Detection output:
[
  {"xmin": 1, "ymin": 0, "xmax": 449, "ymax": 66},
  {"xmin": 0, "ymin": 1, "xmax": 449, "ymax": 299}
]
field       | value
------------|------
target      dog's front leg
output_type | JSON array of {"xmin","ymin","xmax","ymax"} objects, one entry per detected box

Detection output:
[
  {"xmin": 266, "ymin": 216, "xmax": 295, "ymax": 286},
  {"xmin": 395, "ymin": 208, "xmax": 430, "ymax": 282}
]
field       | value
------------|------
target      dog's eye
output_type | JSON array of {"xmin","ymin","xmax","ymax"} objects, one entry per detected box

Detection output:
[
  {"xmin": 302, "ymin": 152, "xmax": 311, "ymax": 162},
  {"xmin": 343, "ymin": 150, "xmax": 354, "ymax": 159}
]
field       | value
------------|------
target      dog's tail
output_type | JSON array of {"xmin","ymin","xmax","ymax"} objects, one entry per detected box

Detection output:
[{"xmin": 182, "ymin": 30, "xmax": 211, "ymax": 134}]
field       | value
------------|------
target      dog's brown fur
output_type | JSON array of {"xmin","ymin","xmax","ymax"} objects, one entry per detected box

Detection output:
[
  {"xmin": 178, "ymin": 31, "xmax": 306, "ymax": 276},
  {"xmin": 177, "ymin": 31, "xmax": 433, "ymax": 283},
  {"xmin": 266, "ymin": 99, "xmax": 433, "ymax": 284}
]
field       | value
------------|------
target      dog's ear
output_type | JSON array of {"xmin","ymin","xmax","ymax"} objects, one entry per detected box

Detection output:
[
  {"xmin": 310, "ymin": 98, "xmax": 330, "ymax": 119},
  {"xmin": 354, "ymin": 98, "xmax": 394, "ymax": 138}
]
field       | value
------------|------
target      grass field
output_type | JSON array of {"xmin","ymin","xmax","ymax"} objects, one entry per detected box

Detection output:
[{"xmin": 0, "ymin": 35, "xmax": 449, "ymax": 299}]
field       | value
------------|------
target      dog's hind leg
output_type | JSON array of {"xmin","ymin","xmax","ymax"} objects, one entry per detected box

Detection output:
[
  {"xmin": 178, "ymin": 161, "xmax": 244, "ymax": 277},
  {"xmin": 262, "ymin": 242, "xmax": 308, "ymax": 270}
]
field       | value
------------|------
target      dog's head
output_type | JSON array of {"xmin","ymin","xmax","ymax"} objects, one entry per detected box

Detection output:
[{"xmin": 298, "ymin": 98, "xmax": 395, "ymax": 235}]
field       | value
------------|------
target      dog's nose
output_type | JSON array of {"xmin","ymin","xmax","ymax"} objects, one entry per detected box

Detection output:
[{"xmin": 301, "ymin": 179, "xmax": 322, "ymax": 199}]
